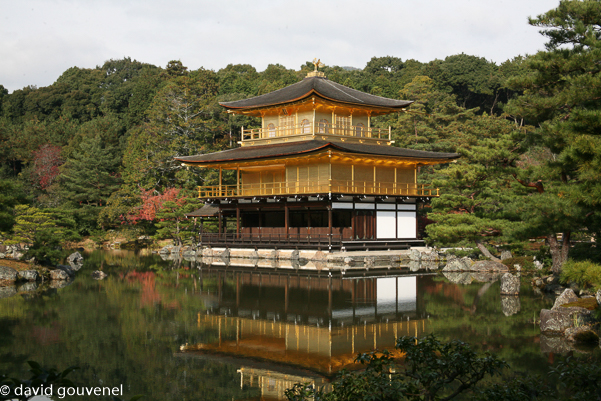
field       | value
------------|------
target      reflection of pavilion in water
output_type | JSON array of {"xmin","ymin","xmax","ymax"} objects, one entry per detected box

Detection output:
[{"xmin": 182, "ymin": 268, "xmax": 431, "ymax": 400}]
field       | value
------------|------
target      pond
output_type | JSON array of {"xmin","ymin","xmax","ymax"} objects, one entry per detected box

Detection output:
[{"xmin": 0, "ymin": 250, "xmax": 559, "ymax": 400}]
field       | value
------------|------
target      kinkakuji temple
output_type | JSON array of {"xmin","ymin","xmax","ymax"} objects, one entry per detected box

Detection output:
[{"xmin": 176, "ymin": 63, "xmax": 459, "ymax": 251}]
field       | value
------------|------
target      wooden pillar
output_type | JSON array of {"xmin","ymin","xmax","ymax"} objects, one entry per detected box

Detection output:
[
  {"xmin": 285, "ymin": 275, "xmax": 290, "ymax": 314},
  {"xmin": 352, "ymin": 199, "xmax": 356, "ymax": 240},
  {"xmin": 236, "ymin": 205, "xmax": 240, "ymax": 239},
  {"xmin": 237, "ymin": 166, "xmax": 240, "ymax": 195},
  {"xmin": 236, "ymin": 272, "xmax": 240, "ymax": 308},
  {"xmin": 328, "ymin": 275, "xmax": 333, "ymax": 315},
  {"xmin": 219, "ymin": 167, "xmax": 223, "ymax": 196},
  {"xmin": 218, "ymin": 209, "xmax": 223, "ymax": 235},
  {"xmin": 328, "ymin": 204, "xmax": 332, "ymax": 249},
  {"xmin": 285, "ymin": 203, "xmax": 289, "ymax": 241}
]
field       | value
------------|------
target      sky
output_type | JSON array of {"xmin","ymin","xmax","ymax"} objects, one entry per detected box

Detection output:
[{"xmin": 1, "ymin": 0, "xmax": 561, "ymax": 93}]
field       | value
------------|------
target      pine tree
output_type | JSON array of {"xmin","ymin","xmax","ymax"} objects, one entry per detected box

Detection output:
[
  {"xmin": 425, "ymin": 114, "xmax": 523, "ymax": 258},
  {"xmin": 505, "ymin": 0, "xmax": 601, "ymax": 272},
  {"xmin": 60, "ymin": 134, "xmax": 121, "ymax": 207}
]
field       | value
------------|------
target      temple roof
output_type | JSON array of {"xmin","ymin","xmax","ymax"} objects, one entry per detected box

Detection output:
[
  {"xmin": 175, "ymin": 140, "xmax": 460, "ymax": 165},
  {"xmin": 219, "ymin": 76, "xmax": 413, "ymax": 111},
  {"xmin": 185, "ymin": 204, "xmax": 219, "ymax": 217}
]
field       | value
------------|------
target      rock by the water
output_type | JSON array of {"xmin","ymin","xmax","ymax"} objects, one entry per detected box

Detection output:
[
  {"xmin": 0, "ymin": 265, "xmax": 18, "ymax": 284},
  {"xmin": 532, "ymin": 277, "xmax": 544, "ymax": 288},
  {"xmin": 534, "ymin": 260, "xmax": 544, "ymax": 270},
  {"xmin": 442, "ymin": 257, "xmax": 473, "ymax": 272},
  {"xmin": 501, "ymin": 296, "xmax": 521, "ymax": 316},
  {"xmin": 471, "ymin": 260, "xmax": 509, "ymax": 272},
  {"xmin": 170, "ymin": 246, "xmax": 181, "ymax": 255},
  {"xmin": 552, "ymin": 288, "xmax": 579, "ymax": 310},
  {"xmin": 67, "ymin": 252, "xmax": 84, "ymax": 270},
  {"xmin": 17, "ymin": 270, "xmax": 39, "ymax": 282},
  {"xmin": 182, "ymin": 249, "xmax": 196, "ymax": 258},
  {"xmin": 159, "ymin": 245, "xmax": 173, "ymax": 254},
  {"xmin": 540, "ymin": 307, "xmax": 592, "ymax": 333},
  {"xmin": 91, "ymin": 270, "xmax": 107, "ymax": 280},
  {"xmin": 500, "ymin": 273, "xmax": 520, "ymax": 295},
  {"xmin": 50, "ymin": 269, "xmax": 70, "ymax": 281},
  {"xmin": 0, "ymin": 286, "xmax": 17, "ymax": 298},
  {"xmin": 596, "ymin": 289, "xmax": 601, "ymax": 306},
  {"xmin": 409, "ymin": 249, "xmax": 422, "ymax": 261},
  {"xmin": 220, "ymin": 248, "xmax": 231, "ymax": 261},
  {"xmin": 500, "ymin": 250, "xmax": 512, "ymax": 260}
]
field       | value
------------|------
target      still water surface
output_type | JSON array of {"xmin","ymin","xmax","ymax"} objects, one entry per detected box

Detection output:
[{"xmin": 0, "ymin": 250, "xmax": 556, "ymax": 400}]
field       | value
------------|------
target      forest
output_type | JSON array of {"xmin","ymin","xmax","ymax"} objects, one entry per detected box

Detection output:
[{"xmin": 0, "ymin": 0, "xmax": 600, "ymax": 276}]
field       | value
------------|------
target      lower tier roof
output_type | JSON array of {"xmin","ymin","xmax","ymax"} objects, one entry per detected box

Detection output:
[{"xmin": 175, "ymin": 140, "xmax": 460, "ymax": 165}]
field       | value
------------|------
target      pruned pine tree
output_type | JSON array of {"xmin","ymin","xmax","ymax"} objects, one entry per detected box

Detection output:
[
  {"xmin": 425, "ymin": 115, "xmax": 523, "ymax": 258},
  {"xmin": 505, "ymin": 0, "xmax": 601, "ymax": 272}
]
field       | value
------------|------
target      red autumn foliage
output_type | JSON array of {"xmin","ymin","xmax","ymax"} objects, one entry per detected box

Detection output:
[
  {"xmin": 124, "ymin": 187, "xmax": 186, "ymax": 224},
  {"xmin": 33, "ymin": 144, "xmax": 63, "ymax": 190}
]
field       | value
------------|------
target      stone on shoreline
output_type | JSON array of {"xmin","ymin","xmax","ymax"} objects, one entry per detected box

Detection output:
[
  {"xmin": 67, "ymin": 252, "xmax": 84, "ymax": 270},
  {"xmin": 17, "ymin": 270, "xmax": 39, "ymax": 282},
  {"xmin": 552, "ymin": 288, "xmax": 579, "ymax": 310},
  {"xmin": 442, "ymin": 257, "xmax": 473, "ymax": 272},
  {"xmin": 471, "ymin": 260, "xmax": 509, "ymax": 272},
  {"xmin": 0, "ymin": 265, "xmax": 18, "ymax": 285}
]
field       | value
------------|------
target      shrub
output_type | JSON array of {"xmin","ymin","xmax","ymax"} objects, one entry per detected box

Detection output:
[
  {"xmin": 560, "ymin": 260, "xmax": 601, "ymax": 291},
  {"xmin": 285, "ymin": 335, "xmax": 506, "ymax": 401}
]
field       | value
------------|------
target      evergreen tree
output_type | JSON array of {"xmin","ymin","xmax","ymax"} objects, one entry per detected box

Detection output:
[
  {"xmin": 425, "ymin": 115, "xmax": 523, "ymax": 258},
  {"xmin": 60, "ymin": 134, "xmax": 121, "ymax": 207},
  {"xmin": 124, "ymin": 70, "xmax": 220, "ymax": 191},
  {"xmin": 153, "ymin": 196, "xmax": 199, "ymax": 247},
  {"xmin": 505, "ymin": 0, "xmax": 601, "ymax": 272}
]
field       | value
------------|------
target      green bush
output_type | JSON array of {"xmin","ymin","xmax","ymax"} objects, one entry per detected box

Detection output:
[
  {"xmin": 285, "ymin": 335, "xmax": 506, "ymax": 401},
  {"xmin": 560, "ymin": 260, "xmax": 601, "ymax": 291}
]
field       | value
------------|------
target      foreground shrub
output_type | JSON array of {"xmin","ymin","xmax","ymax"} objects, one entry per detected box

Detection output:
[{"xmin": 285, "ymin": 334, "xmax": 506, "ymax": 401}]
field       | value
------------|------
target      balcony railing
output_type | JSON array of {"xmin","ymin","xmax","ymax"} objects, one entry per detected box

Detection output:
[
  {"xmin": 241, "ymin": 122, "xmax": 391, "ymax": 142},
  {"xmin": 197, "ymin": 179, "xmax": 439, "ymax": 198}
]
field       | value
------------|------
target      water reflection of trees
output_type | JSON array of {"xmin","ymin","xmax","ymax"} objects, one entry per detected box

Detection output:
[{"xmin": 0, "ymin": 250, "xmax": 259, "ymax": 401}]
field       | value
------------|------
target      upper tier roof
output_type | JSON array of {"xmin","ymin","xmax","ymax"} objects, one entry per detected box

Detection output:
[
  {"xmin": 175, "ymin": 140, "xmax": 460, "ymax": 165},
  {"xmin": 219, "ymin": 76, "xmax": 413, "ymax": 111}
]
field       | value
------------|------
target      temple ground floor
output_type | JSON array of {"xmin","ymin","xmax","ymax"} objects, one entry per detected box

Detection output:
[{"xmin": 191, "ymin": 196, "xmax": 428, "ymax": 251}]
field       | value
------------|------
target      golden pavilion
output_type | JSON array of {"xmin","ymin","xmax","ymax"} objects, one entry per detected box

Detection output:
[{"xmin": 176, "ymin": 65, "xmax": 459, "ymax": 250}]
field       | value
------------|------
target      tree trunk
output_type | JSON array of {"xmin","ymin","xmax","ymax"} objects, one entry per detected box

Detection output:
[
  {"xmin": 547, "ymin": 231, "xmax": 570, "ymax": 274},
  {"xmin": 475, "ymin": 240, "xmax": 500, "ymax": 262}
]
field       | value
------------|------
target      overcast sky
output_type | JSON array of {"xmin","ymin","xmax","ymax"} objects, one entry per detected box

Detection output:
[{"xmin": 1, "ymin": 0, "xmax": 560, "ymax": 93}]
